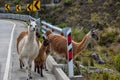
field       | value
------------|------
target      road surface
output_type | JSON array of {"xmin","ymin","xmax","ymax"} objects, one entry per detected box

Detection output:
[{"xmin": 0, "ymin": 19, "xmax": 56, "ymax": 80}]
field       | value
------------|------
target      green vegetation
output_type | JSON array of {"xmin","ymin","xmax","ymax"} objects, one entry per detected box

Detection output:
[
  {"xmin": 58, "ymin": 23, "xmax": 68, "ymax": 28},
  {"xmin": 89, "ymin": 72, "xmax": 120, "ymax": 80},
  {"xmin": 64, "ymin": 0, "xmax": 72, "ymax": 6},
  {"xmin": 90, "ymin": 58, "xmax": 94, "ymax": 66},
  {"xmin": 114, "ymin": 54, "xmax": 120, "ymax": 72},
  {"xmin": 88, "ymin": 0, "xmax": 93, "ymax": 4}
]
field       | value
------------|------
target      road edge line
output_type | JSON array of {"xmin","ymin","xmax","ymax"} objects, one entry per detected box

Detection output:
[{"xmin": 3, "ymin": 21, "xmax": 16, "ymax": 80}]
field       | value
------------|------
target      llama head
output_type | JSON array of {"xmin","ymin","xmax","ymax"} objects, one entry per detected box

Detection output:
[
  {"xmin": 45, "ymin": 30, "xmax": 52, "ymax": 36},
  {"xmin": 42, "ymin": 36, "xmax": 49, "ymax": 46},
  {"xmin": 89, "ymin": 29, "xmax": 99, "ymax": 41},
  {"xmin": 28, "ymin": 18, "xmax": 40, "ymax": 32}
]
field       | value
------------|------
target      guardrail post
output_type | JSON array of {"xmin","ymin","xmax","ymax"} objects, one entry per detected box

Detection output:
[{"xmin": 62, "ymin": 27, "xmax": 74, "ymax": 77}]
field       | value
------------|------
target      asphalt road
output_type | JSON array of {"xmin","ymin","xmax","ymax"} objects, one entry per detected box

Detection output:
[
  {"xmin": 0, "ymin": 20, "xmax": 14, "ymax": 80},
  {"xmin": 0, "ymin": 19, "xmax": 56, "ymax": 80}
]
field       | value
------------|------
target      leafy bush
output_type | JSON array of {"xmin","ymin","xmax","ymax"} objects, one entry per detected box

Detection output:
[
  {"xmin": 114, "ymin": 54, "xmax": 120, "ymax": 72},
  {"xmin": 103, "ymin": 1, "xmax": 109, "ymax": 7},
  {"xmin": 109, "ymin": 74, "xmax": 120, "ymax": 80},
  {"xmin": 102, "ymin": 72, "xmax": 109, "ymax": 80},
  {"xmin": 99, "ymin": 27, "xmax": 119, "ymax": 46},
  {"xmin": 88, "ymin": 0, "xmax": 93, "ymax": 3},
  {"xmin": 90, "ymin": 58, "xmax": 94, "ymax": 66},
  {"xmin": 72, "ymin": 27, "xmax": 86, "ymax": 42},
  {"xmin": 90, "ymin": 13, "xmax": 100, "ymax": 22},
  {"xmin": 82, "ymin": 57, "xmax": 89, "ymax": 66},
  {"xmin": 118, "ymin": 10, "xmax": 120, "ymax": 15},
  {"xmin": 117, "ymin": 35, "xmax": 120, "ymax": 42},
  {"xmin": 64, "ymin": 0, "xmax": 72, "ymax": 6},
  {"xmin": 58, "ymin": 23, "xmax": 68, "ymax": 28},
  {"xmin": 115, "ymin": 2, "xmax": 120, "ymax": 6}
]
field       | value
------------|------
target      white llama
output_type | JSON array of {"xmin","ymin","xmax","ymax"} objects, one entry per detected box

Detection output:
[{"xmin": 17, "ymin": 19, "xmax": 40, "ymax": 80}]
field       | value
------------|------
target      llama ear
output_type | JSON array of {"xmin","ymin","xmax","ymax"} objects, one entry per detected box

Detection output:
[
  {"xmin": 91, "ymin": 28, "xmax": 97, "ymax": 32},
  {"xmin": 35, "ymin": 18, "xmax": 40, "ymax": 25},
  {"xmin": 36, "ymin": 18, "xmax": 40, "ymax": 22},
  {"xmin": 29, "ymin": 18, "xmax": 34, "ymax": 23},
  {"xmin": 42, "ymin": 36, "xmax": 46, "ymax": 40}
]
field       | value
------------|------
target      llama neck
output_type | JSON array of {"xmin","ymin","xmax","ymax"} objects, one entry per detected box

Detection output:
[
  {"xmin": 38, "ymin": 45, "xmax": 47, "ymax": 56},
  {"xmin": 76, "ymin": 33, "xmax": 91, "ymax": 53},
  {"xmin": 27, "ymin": 31, "xmax": 36, "ymax": 42}
]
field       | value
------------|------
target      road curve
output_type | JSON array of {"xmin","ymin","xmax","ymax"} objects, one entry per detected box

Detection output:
[
  {"xmin": 0, "ymin": 19, "xmax": 56, "ymax": 80},
  {"xmin": 0, "ymin": 20, "xmax": 15, "ymax": 80}
]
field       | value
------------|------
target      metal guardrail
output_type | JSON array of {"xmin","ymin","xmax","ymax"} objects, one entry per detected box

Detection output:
[
  {"xmin": 0, "ymin": 13, "xmax": 62, "ymax": 34},
  {"xmin": 41, "ymin": 21, "xmax": 62, "ymax": 34},
  {"xmin": 0, "ymin": 13, "xmax": 35, "ymax": 21}
]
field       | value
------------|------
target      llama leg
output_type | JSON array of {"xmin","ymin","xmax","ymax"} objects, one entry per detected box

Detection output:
[
  {"xmin": 34, "ymin": 64, "xmax": 37, "ymax": 72},
  {"xmin": 22, "ymin": 58, "xmax": 31, "ymax": 80},
  {"xmin": 74, "ymin": 61, "xmax": 81, "ymax": 74},
  {"xmin": 28, "ymin": 60, "xmax": 32, "ymax": 79},
  {"xmin": 37, "ymin": 65, "xmax": 40, "ymax": 74},
  {"xmin": 19, "ymin": 59, "xmax": 22, "ymax": 69},
  {"xmin": 19, "ymin": 57, "xmax": 24, "ymax": 69},
  {"xmin": 40, "ymin": 65, "xmax": 44, "ymax": 77},
  {"xmin": 44, "ymin": 55, "xmax": 48, "ymax": 71},
  {"xmin": 34, "ymin": 63, "xmax": 40, "ymax": 74}
]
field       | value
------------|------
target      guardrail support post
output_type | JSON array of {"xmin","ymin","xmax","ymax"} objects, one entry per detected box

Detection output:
[{"xmin": 62, "ymin": 27, "xmax": 74, "ymax": 77}]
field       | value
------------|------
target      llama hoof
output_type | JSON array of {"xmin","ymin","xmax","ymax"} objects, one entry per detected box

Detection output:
[
  {"xmin": 41, "ymin": 74, "xmax": 44, "ymax": 77},
  {"xmin": 26, "ymin": 76, "xmax": 32, "ymax": 80},
  {"xmin": 29, "ymin": 76, "xmax": 32, "ymax": 79},
  {"xmin": 45, "ymin": 69, "xmax": 48, "ymax": 71}
]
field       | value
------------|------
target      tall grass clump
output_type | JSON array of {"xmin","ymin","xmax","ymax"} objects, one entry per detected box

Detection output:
[
  {"xmin": 99, "ymin": 27, "xmax": 119, "ymax": 46},
  {"xmin": 64, "ymin": 0, "xmax": 72, "ymax": 6},
  {"xmin": 114, "ymin": 54, "xmax": 120, "ymax": 72}
]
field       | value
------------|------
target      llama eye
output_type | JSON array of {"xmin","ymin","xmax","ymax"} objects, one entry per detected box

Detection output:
[
  {"xmin": 92, "ymin": 34, "xmax": 95, "ymax": 37},
  {"xmin": 35, "ymin": 25, "xmax": 37, "ymax": 28},
  {"xmin": 30, "ymin": 25, "xmax": 32, "ymax": 27}
]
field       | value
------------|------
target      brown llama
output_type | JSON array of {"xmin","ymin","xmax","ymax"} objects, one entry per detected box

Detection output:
[
  {"xmin": 34, "ymin": 37, "xmax": 49, "ymax": 77},
  {"xmin": 45, "ymin": 29, "xmax": 98, "ymax": 74},
  {"xmin": 45, "ymin": 29, "xmax": 98, "ymax": 60}
]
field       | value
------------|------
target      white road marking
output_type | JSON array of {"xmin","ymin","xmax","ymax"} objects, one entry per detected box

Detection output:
[{"xmin": 3, "ymin": 21, "xmax": 16, "ymax": 80}]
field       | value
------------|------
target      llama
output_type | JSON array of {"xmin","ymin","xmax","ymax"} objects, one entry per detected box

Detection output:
[
  {"xmin": 17, "ymin": 19, "xmax": 40, "ymax": 80},
  {"xmin": 16, "ymin": 30, "xmax": 41, "ymax": 69},
  {"xmin": 34, "ymin": 37, "xmax": 49, "ymax": 77},
  {"xmin": 45, "ymin": 29, "xmax": 98, "ymax": 60},
  {"xmin": 45, "ymin": 29, "xmax": 98, "ymax": 73}
]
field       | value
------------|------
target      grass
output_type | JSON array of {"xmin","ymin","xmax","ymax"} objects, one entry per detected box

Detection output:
[{"xmin": 70, "ymin": 27, "xmax": 120, "ymax": 80}]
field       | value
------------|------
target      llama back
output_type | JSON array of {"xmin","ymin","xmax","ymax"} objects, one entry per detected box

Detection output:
[
  {"xmin": 48, "ymin": 34, "xmax": 68, "ymax": 57},
  {"xmin": 17, "ymin": 31, "xmax": 28, "ymax": 54}
]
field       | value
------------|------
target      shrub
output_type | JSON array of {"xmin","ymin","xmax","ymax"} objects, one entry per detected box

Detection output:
[
  {"xmin": 82, "ymin": 57, "xmax": 89, "ymax": 66},
  {"xmin": 72, "ymin": 27, "xmax": 86, "ymax": 42},
  {"xmin": 102, "ymin": 72, "xmax": 109, "ymax": 80},
  {"xmin": 88, "ymin": 0, "xmax": 93, "ymax": 3},
  {"xmin": 64, "ymin": 0, "xmax": 72, "ymax": 6},
  {"xmin": 118, "ymin": 10, "xmax": 120, "ymax": 15},
  {"xmin": 58, "ymin": 23, "xmax": 68, "ymax": 28},
  {"xmin": 117, "ymin": 35, "xmax": 120, "ymax": 42},
  {"xmin": 99, "ymin": 27, "xmax": 119, "ymax": 46},
  {"xmin": 90, "ymin": 58, "xmax": 94, "ymax": 66},
  {"xmin": 109, "ymin": 73, "xmax": 120, "ymax": 80},
  {"xmin": 90, "ymin": 13, "xmax": 100, "ymax": 22},
  {"xmin": 103, "ymin": 1, "xmax": 109, "ymax": 7},
  {"xmin": 115, "ymin": 2, "xmax": 120, "ymax": 6},
  {"xmin": 114, "ymin": 54, "xmax": 120, "ymax": 72}
]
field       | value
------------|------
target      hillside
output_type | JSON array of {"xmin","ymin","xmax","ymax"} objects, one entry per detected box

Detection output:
[
  {"xmin": 39, "ymin": 0, "xmax": 120, "ymax": 29},
  {"xmin": 39, "ymin": 0, "xmax": 120, "ymax": 80}
]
